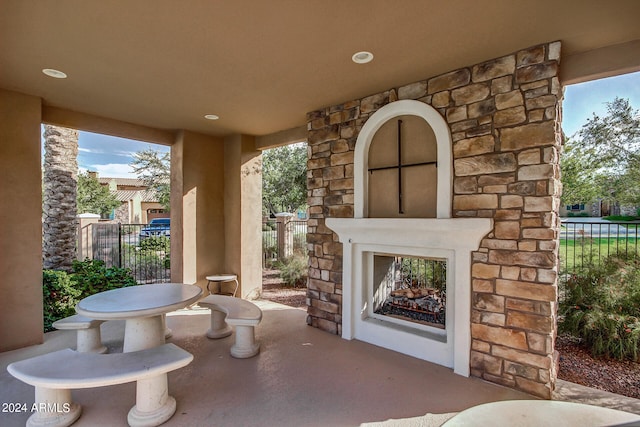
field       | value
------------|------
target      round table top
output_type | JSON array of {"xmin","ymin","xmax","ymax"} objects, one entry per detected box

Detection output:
[{"xmin": 76, "ymin": 283, "xmax": 203, "ymax": 320}]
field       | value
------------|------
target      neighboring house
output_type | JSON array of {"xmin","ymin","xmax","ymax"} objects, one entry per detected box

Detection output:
[
  {"xmin": 89, "ymin": 172, "xmax": 168, "ymax": 224},
  {"xmin": 559, "ymin": 202, "xmax": 592, "ymax": 217},
  {"xmin": 560, "ymin": 200, "xmax": 638, "ymax": 217}
]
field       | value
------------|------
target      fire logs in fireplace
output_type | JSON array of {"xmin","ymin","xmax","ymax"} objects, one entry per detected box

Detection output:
[{"xmin": 375, "ymin": 286, "xmax": 445, "ymax": 328}]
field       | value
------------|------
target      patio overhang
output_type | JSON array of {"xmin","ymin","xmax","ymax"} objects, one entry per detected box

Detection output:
[{"xmin": 2, "ymin": 0, "xmax": 640, "ymax": 400}]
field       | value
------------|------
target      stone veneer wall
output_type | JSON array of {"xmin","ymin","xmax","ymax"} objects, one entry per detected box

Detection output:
[{"xmin": 305, "ymin": 42, "xmax": 562, "ymax": 398}]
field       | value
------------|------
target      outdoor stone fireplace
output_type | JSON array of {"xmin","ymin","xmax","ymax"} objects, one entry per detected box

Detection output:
[
  {"xmin": 306, "ymin": 41, "xmax": 562, "ymax": 398},
  {"xmin": 326, "ymin": 99, "xmax": 492, "ymax": 375}
]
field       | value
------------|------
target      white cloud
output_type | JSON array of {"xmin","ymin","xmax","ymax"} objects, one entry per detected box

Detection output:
[
  {"xmin": 89, "ymin": 163, "xmax": 138, "ymax": 179},
  {"xmin": 113, "ymin": 149, "xmax": 136, "ymax": 158}
]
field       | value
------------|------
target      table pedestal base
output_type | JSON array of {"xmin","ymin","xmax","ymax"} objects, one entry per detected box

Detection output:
[{"xmin": 124, "ymin": 316, "xmax": 165, "ymax": 353}]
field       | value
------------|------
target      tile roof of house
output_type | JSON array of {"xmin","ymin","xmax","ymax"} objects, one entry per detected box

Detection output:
[
  {"xmin": 98, "ymin": 177, "xmax": 145, "ymax": 187},
  {"xmin": 112, "ymin": 189, "xmax": 159, "ymax": 203}
]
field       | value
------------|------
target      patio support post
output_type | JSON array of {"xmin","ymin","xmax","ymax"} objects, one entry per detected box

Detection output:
[
  {"xmin": 224, "ymin": 134, "xmax": 262, "ymax": 299},
  {"xmin": 171, "ymin": 130, "xmax": 226, "ymax": 292},
  {"xmin": 0, "ymin": 89, "xmax": 44, "ymax": 351}
]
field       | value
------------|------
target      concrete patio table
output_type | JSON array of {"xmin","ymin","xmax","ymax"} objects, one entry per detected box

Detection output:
[{"xmin": 76, "ymin": 283, "xmax": 203, "ymax": 352}]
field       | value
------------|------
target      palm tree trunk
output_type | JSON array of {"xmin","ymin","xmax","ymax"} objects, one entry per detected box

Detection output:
[{"xmin": 42, "ymin": 125, "xmax": 78, "ymax": 271}]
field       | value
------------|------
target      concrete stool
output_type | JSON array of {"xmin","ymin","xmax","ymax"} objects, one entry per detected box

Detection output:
[{"xmin": 52, "ymin": 314, "xmax": 107, "ymax": 353}]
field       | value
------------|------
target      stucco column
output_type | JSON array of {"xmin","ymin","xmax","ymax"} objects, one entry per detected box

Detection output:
[
  {"xmin": 171, "ymin": 131, "xmax": 225, "ymax": 292},
  {"xmin": 0, "ymin": 89, "xmax": 44, "ymax": 351},
  {"xmin": 224, "ymin": 134, "xmax": 262, "ymax": 299}
]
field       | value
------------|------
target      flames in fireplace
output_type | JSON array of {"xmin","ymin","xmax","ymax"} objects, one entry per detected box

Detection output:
[{"xmin": 373, "ymin": 256, "xmax": 446, "ymax": 329}]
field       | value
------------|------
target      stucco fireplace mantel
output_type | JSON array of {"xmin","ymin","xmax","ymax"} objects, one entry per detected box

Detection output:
[
  {"xmin": 326, "ymin": 218, "xmax": 492, "ymax": 249},
  {"xmin": 327, "ymin": 217, "xmax": 492, "ymax": 376}
]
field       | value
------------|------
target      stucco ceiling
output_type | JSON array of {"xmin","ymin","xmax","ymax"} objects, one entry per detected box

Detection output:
[{"xmin": 2, "ymin": 0, "xmax": 640, "ymax": 139}]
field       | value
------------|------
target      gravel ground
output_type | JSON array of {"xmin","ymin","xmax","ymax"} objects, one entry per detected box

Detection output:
[
  {"xmin": 262, "ymin": 269, "xmax": 640, "ymax": 399},
  {"xmin": 556, "ymin": 334, "xmax": 640, "ymax": 399},
  {"xmin": 261, "ymin": 269, "xmax": 307, "ymax": 308}
]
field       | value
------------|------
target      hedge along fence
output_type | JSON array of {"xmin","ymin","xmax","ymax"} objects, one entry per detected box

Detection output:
[
  {"xmin": 43, "ymin": 259, "xmax": 137, "ymax": 332},
  {"xmin": 559, "ymin": 221, "xmax": 640, "ymax": 300},
  {"xmin": 559, "ymin": 250, "xmax": 640, "ymax": 361},
  {"xmin": 78, "ymin": 223, "xmax": 170, "ymax": 283}
]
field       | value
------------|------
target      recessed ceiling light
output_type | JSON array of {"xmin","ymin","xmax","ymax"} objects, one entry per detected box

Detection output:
[
  {"xmin": 352, "ymin": 51, "xmax": 374, "ymax": 64},
  {"xmin": 42, "ymin": 68, "xmax": 67, "ymax": 79},
  {"xmin": 204, "ymin": 114, "xmax": 219, "ymax": 120}
]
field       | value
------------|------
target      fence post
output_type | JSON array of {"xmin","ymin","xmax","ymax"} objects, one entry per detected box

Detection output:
[
  {"xmin": 118, "ymin": 223, "xmax": 122, "ymax": 268},
  {"xmin": 76, "ymin": 213, "xmax": 101, "ymax": 261},
  {"xmin": 275, "ymin": 213, "xmax": 294, "ymax": 261}
]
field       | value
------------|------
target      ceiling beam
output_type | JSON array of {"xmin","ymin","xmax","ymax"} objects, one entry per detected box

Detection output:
[
  {"xmin": 561, "ymin": 39, "xmax": 640, "ymax": 86},
  {"xmin": 42, "ymin": 106, "xmax": 175, "ymax": 146},
  {"xmin": 255, "ymin": 126, "xmax": 307, "ymax": 151}
]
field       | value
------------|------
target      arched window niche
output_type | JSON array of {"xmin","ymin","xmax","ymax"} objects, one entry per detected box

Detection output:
[{"xmin": 354, "ymin": 100, "xmax": 452, "ymax": 219}]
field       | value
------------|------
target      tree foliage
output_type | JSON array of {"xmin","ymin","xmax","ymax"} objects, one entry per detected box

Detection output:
[
  {"xmin": 562, "ymin": 98, "xmax": 640, "ymax": 206},
  {"xmin": 262, "ymin": 143, "xmax": 307, "ymax": 215},
  {"xmin": 130, "ymin": 148, "xmax": 171, "ymax": 210},
  {"xmin": 77, "ymin": 172, "xmax": 120, "ymax": 217}
]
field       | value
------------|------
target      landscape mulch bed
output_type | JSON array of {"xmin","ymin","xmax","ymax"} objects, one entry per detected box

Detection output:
[
  {"xmin": 556, "ymin": 334, "xmax": 640, "ymax": 399},
  {"xmin": 261, "ymin": 268, "xmax": 306, "ymax": 309}
]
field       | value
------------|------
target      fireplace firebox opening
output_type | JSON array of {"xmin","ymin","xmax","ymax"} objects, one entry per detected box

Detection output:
[{"xmin": 372, "ymin": 254, "xmax": 446, "ymax": 330}]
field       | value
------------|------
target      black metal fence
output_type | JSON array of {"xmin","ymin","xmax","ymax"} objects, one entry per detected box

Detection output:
[
  {"xmin": 262, "ymin": 219, "xmax": 307, "ymax": 267},
  {"xmin": 559, "ymin": 220, "xmax": 639, "ymax": 300},
  {"xmin": 78, "ymin": 223, "xmax": 171, "ymax": 283}
]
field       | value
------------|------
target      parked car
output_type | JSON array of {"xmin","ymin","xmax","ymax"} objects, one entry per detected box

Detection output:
[{"xmin": 139, "ymin": 218, "xmax": 170, "ymax": 239}]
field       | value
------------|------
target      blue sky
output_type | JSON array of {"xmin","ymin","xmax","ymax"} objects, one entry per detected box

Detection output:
[
  {"xmin": 562, "ymin": 71, "xmax": 640, "ymax": 137},
  {"xmin": 53, "ymin": 71, "xmax": 640, "ymax": 179},
  {"xmin": 75, "ymin": 133, "xmax": 170, "ymax": 179}
]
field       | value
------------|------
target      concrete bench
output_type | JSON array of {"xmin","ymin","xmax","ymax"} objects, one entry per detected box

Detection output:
[
  {"xmin": 52, "ymin": 314, "xmax": 107, "ymax": 354},
  {"xmin": 199, "ymin": 295, "xmax": 262, "ymax": 358},
  {"xmin": 7, "ymin": 343, "xmax": 193, "ymax": 427}
]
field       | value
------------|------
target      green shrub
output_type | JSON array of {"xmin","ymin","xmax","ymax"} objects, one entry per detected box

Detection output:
[
  {"xmin": 123, "ymin": 250, "xmax": 166, "ymax": 284},
  {"xmin": 43, "ymin": 270, "xmax": 81, "ymax": 332},
  {"xmin": 560, "ymin": 251, "xmax": 640, "ymax": 360},
  {"xmin": 139, "ymin": 236, "xmax": 170, "ymax": 251},
  {"xmin": 71, "ymin": 259, "xmax": 137, "ymax": 297},
  {"xmin": 277, "ymin": 254, "xmax": 308, "ymax": 287},
  {"xmin": 42, "ymin": 260, "xmax": 136, "ymax": 332}
]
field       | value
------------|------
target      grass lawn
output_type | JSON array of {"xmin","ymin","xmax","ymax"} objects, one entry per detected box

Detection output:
[{"xmin": 560, "ymin": 237, "xmax": 640, "ymax": 271}]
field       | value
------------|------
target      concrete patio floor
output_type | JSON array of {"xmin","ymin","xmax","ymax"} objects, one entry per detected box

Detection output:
[{"xmin": 2, "ymin": 300, "xmax": 640, "ymax": 427}]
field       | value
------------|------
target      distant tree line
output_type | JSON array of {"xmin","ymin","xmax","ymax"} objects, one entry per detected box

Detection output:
[{"xmin": 561, "ymin": 97, "xmax": 640, "ymax": 210}]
